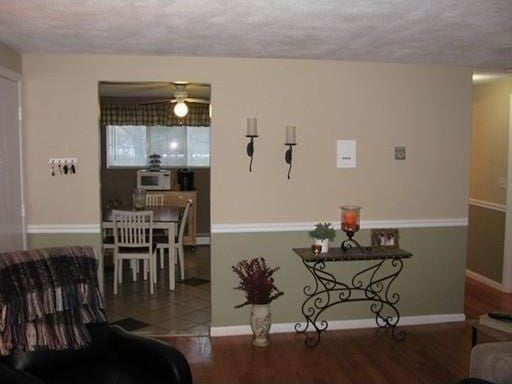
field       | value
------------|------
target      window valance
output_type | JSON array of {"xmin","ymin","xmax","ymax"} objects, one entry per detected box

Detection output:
[{"xmin": 100, "ymin": 103, "xmax": 210, "ymax": 127}]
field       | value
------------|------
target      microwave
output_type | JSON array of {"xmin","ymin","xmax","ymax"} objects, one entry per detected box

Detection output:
[{"xmin": 136, "ymin": 170, "xmax": 172, "ymax": 190}]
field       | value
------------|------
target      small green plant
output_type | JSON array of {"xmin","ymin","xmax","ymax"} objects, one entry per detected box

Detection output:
[
  {"xmin": 308, "ymin": 222, "xmax": 336, "ymax": 241},
  {"xmin": 232, "ymin": 258, "xmax": 284, "ymax": 308}
]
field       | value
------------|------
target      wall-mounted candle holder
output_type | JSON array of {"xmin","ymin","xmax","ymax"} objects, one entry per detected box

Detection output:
[
  {"xmin": 246, "ymin": 118, "xmax": 258, "ymax": 172},
  {"xmin": 285, "ymin": 126, "xmax": 297, "ymax": 179}
]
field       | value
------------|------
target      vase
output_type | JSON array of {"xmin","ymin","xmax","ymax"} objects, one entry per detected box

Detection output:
[
  {"xmin": 315, "ymin": 238, "xmax": 330, "ymax": 253},
  {"xmin": 250, "ymin": 304, "xmax": 272, "ymax": 347}
]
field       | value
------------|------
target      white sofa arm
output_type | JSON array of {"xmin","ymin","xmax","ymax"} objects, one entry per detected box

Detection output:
[{"xmin": 470, "ymin": 341, "xmax": 512, "ymax": 384}]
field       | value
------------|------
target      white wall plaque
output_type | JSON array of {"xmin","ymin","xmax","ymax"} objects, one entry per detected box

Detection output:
[{"xmin": 337, "ymin": 140, "xmax": 356, "ymax": 168}]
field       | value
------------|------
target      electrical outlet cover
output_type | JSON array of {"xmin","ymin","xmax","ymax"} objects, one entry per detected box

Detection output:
[{"xmin": 395, "ymin": 146, "xmax": 406, "ymax": 160}]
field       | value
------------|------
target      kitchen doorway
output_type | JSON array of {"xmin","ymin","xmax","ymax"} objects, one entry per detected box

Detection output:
[{"xmin": 98, "ymin": 81, "xmax": 211, "ymax": 336}]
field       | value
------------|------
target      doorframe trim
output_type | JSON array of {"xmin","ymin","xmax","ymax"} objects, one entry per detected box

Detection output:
[
  {"xmin": 0, "ymin": 65, "xmax": 27, "ymax": 250},
  {"xmin": 0, "ymin": 66, "xmax": 21, "ymax": 82},
  {"xmin": 502, "ymin": 95, "xmax": 512, "ymax": 292}
]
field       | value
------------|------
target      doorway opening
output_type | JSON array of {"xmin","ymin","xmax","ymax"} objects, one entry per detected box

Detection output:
[
  {"xmin": 467, "ymin": 74, "xmax": 512, "ymax": 293},
  {"xmin": 98, "ymin": 81, "xmax": 211, "ymax": 336}
]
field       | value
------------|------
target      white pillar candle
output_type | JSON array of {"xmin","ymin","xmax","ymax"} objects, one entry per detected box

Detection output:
[
  {"xmin": 286, "ymin": 126, "xmax": 296, "ymax": 144},
  {"xmin": 247, "ymin": 118, "xmax": 258, "ymax": 136}
]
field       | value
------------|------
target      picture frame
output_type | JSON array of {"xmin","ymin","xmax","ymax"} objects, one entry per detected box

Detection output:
[{"xmin": 371, "ymin": 228, "xmax": 399, "ymax": 249}]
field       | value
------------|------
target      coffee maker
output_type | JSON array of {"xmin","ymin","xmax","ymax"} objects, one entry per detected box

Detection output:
[{"xmin": 177, "ymin": 168, "xmax": 195, "ymax": 191}]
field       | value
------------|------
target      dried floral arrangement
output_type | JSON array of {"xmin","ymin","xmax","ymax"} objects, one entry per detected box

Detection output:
[{"xmin": 232, "ymin": 258, "xmax": 284, "ymax": 308}]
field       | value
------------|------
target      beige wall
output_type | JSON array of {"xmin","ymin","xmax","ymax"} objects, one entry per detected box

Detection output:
[
  {"xmin": 22, "ymin": 55, "xmax": 472, "ymax": 326},
  {"xmin": 212, "ymin": 63, "xmax": 471, "ymax": 224},
  {"xmin": 0, "ymin": 41, "xmax": 21, "ymax": 73},
  {"xmin": 471, "ymin": 78, "xmax": 512, "ymax": 204},
  {"xmin": 22, "ymin": 55, "xmax": 471, "ymax": 226}
]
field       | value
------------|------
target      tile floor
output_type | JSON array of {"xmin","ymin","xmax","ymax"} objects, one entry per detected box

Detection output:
[{"xmin": 103, "ymin": 245, "xmax": 211, "ymax": 336}]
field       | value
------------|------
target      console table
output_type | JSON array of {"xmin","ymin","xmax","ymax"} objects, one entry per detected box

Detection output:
[{"xmin": 293, "ymin": 246, "xmax": 412, "ymax": 347}]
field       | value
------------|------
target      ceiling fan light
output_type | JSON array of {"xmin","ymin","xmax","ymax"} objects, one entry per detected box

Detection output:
[{"xmin": 174, "ymin": 101, "xmax": 188, "ymax": 117}]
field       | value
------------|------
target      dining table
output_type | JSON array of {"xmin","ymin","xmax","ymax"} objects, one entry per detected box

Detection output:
[{"xmin": 102, "ymin": 205, "xmax": 181, "ymax": 289}]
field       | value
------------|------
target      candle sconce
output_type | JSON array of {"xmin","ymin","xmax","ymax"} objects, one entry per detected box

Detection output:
[
  {"xmin": 246, "ymin": 118, "xmax": 258, "ymax": 172},
  {"xmin": 285, "ymin": 126, "xmax": 297, "ymax": 179},
  {"xmin": 340, "ymin": 205, "xmax": 367, "ymax": 252}
]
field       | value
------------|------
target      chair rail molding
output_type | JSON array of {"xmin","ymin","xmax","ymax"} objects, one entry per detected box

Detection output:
[
  {"xmin": 466, "ymin": 269, "xmax": 503, "ymax": 291},
  {"xmin": 469, "ymin": 198, "xmax": 507, "ymax": 213},
  {"xmin": 27, "ymin": 224, "xmax": 101, "ymax": 234},
  {"xmin": 211, "ymin": 218, "xmax": 468, "ymax": 233}
]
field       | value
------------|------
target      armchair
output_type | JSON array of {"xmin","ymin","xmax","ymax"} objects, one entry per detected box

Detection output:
[
  {"xmin": 0, "ymin": 323, "xmax": 192, "ymax": 384},
  {"xmin": 459, "ymin": 341, "xmax": 512, "ymax": 384},
  {"xmin": 0, "ymin": 246, "xmax": 192, "ymax": 384}
]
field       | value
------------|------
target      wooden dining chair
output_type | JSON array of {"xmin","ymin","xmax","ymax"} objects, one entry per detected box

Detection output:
[
  {"xmin": 153, "ymin": 198, "xmax": 192, "ymax": 289},
  {"xmin": 175, "ymin": 199, "xmax": 193, "ymax": 281},
  {"xmin": 112, "ymin": 210, "xmax": 157, "ymax": 295}
]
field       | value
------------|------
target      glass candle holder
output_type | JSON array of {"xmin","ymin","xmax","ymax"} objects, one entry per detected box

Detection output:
[
  {"xmin": 133, "ymin": 188, "xmax": 146, "ymax": 210},
  {"xmin": 340, "ymin": 205, "xmax": 361, "ymax": 235}
]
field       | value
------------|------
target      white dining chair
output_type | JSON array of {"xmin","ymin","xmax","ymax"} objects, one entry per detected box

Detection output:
[
  {"xmin": 154, "ymin": 198, "xmax": 192, "ymax": 289},
  {"xmin": 112, "ymin": 210, "xmax": 157, "ymax": 295},
  {"xmin": 145, "ymin": 193, "xmax": 164, "ymax": 207},
  {"xmin": 145, "ymin": 193, "xmax": 168, "ymax": 269}
]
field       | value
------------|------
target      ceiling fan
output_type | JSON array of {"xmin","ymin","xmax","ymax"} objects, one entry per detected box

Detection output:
[{"xmin": 141, "ymin": 83, "xmax": 209, "ymax": 117}]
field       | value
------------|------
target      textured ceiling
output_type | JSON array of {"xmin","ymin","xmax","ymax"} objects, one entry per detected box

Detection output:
[{"xmin": 0, "ymin": 0, "xmax": 511, "ymax": 69}]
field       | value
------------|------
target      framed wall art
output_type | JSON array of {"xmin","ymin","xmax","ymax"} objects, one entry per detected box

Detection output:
[{"xmin": 371, "ymin": 228, "xmax": 399, "ymax": 248}]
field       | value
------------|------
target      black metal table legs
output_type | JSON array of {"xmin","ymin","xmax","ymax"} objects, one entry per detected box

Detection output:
[{"xmin": 295, "ymin": 257, "xmax": 407, "ymax": 347}]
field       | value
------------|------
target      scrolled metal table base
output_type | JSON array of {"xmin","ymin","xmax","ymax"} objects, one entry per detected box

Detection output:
[{"xmin": 295, "ymin": 256, "xmax": 407, "ymax": 348}]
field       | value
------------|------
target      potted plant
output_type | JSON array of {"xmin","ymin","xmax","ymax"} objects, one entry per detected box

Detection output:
[
  {"xmin": 232, "ymin": 258, "xmax": 284, "ymax": 347},
  {"xmin": 308, "ymin": 222, "xmax": 336, "ymax": 253}
]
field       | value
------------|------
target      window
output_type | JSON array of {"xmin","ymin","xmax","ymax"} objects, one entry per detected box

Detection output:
[{"xmin": 107, "ymin": 125, "xmax": 210, "ymax": 168}]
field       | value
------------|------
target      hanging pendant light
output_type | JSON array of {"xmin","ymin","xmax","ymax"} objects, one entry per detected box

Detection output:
[
  {"xmin": 174, "ymin": 101, "xmax": 188, "ymax": 117},
  {"xmin": 173, "ymin": 89, "xmax": 189, "ymax": 118}
]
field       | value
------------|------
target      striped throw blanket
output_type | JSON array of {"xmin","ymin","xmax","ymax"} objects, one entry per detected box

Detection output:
[{"xmin": 0, "ymin": 246, "xmax": 106, "ymax": 356}]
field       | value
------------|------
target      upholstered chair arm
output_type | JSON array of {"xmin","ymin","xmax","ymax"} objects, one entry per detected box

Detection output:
[
  {"xmin": 109, "ymin": 325, "xmax": 193, "ymax": 384},
  {"xmin": 470, "ymin": 341, "xmax": 512, "ymax": 384}
]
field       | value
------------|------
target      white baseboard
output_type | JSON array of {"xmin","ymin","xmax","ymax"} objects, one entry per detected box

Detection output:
[
  {"xmin": 466, "ymin": 269, "xmax": 503, "ymax": 291},
  {"xmin": 210, "ymin": 313, "xmax": 465, "ymax": 337}
]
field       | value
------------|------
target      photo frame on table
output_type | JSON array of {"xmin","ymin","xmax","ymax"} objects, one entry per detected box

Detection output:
[{"xmin": 371, "ymin": 228, "xmax": 399, "ymax": 249}]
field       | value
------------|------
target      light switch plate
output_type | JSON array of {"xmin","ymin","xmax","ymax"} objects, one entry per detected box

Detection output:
[
  {"xmin": 337, "ymin": 140, "xmax": 356, "ymax": 168},
  {"xmin": 395, "ymin": 146, "xmax": 406, "ymax": 160},
  {"xmin": 499, "ymin": 176, "xmax": 507, "ymax": 189}
]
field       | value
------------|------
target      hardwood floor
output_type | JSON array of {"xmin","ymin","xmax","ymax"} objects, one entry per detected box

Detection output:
[
  {"xmin": 159, "ymin": 277, "xmax": 512, "ymax": 384},
  {"xmin": 465, "ymin": 277, "xmax": 512, "ymax": 319}
]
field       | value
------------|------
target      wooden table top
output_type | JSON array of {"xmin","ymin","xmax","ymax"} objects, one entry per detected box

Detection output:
[
  {"xmin": 293, "ymin": 246, "xmax": 412, "ymax": 262},
  {"xmin": 103, "ymin": 206, "xmax": 180, "ymax": 223}
]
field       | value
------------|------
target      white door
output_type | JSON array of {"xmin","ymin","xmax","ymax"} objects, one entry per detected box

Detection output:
[{"xmin": 0, "ymin": 69, "xmax": 25, "ymax": 251}]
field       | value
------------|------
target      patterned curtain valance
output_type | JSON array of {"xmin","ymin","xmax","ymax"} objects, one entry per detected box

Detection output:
[{"xmin": 101, "ymin": 103, "xmax": 210, "ymax": 127}]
